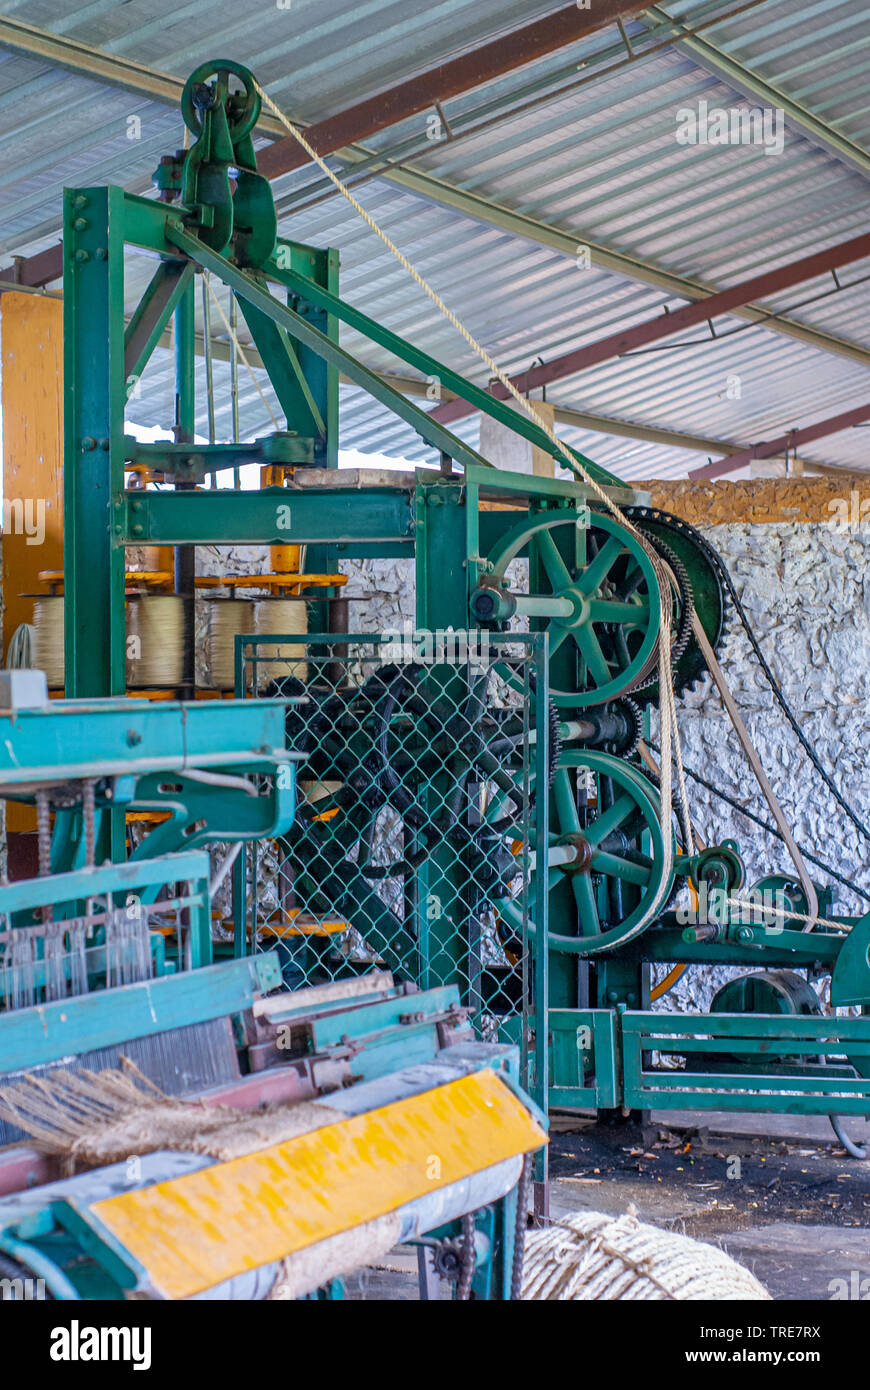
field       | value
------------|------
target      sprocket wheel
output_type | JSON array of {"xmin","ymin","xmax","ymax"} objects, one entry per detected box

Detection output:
[{"xmin": 624, "ymin": 506, "xmax": 730, "ymax": 695}]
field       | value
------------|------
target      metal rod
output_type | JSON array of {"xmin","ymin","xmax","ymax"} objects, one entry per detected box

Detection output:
[
  {"xmin": 201, "ymin": 273, "xmax": 216, "ymax": 446},
  {"xmin": 230, "ymin": 292, "xmax": 241, "ymax": 488}
]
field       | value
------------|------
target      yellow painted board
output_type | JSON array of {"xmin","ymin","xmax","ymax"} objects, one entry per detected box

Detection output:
[
  {"xmin": 91, "ymin": 1068, "xmax": 545, "ymax": 1299},
  {"xmin": 1, "ymin": 292, "xmax": 64, "ymax": 832}
]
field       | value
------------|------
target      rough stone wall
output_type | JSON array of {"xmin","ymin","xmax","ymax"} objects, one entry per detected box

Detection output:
[{"xmin": 658, "ymin": 517, "xmax": 870, "ymax": 1009}]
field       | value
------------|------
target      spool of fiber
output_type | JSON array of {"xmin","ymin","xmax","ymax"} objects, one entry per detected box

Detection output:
[
  {"xmin": 33, "ymin": 596, "xmax": 65, "ymax": 689},
  {"xmin": 126, "ymin": 595, "xmax": 185, "ymax": 688},
  {"xmin": 253, "ymin": 598, "xmax": 308, "ymax": 689},
  {"xmin": 207, "ymin": 598, "xmax": 256, "ymax": 691}
]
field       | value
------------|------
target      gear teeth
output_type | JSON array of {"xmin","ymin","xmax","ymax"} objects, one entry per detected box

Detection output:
[
  {"xmin": 598, "ymin": 696, "xmax": 643, "ymax": 757},
  {"xmin": 625, "ymin": 505, "xmax": 731, "ymax": 701}
]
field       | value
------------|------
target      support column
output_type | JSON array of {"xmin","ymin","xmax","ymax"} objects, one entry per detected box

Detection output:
[
  {"xmin": 173, "ymin": 277, "xmax": 197, "ymax": 700},
  {"xmin": 479, "ymin": 399, "xmax": 556, "ymax": 478},
  {"xmin": 63, "ymin": 186, "xmax": 127, "ymax": 698}
]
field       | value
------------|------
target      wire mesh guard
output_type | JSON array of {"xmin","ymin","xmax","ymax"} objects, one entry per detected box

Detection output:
[{"xmin": 231, "ymin": 633, "xmax": 549, "ymax": 1042}]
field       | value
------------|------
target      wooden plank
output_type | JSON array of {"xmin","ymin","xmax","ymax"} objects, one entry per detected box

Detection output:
[
  {"xmin": 0, "ymin": 292, "xmax": 64, "ymax": 835},
  {"xmin": 1, "ymin": 292, "xmax": 64, "ymax": 649}
]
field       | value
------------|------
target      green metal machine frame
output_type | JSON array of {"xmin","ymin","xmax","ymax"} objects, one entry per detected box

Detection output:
[{"xmin": 58, "ymin": 60, "xmax": 870, "ymax": 1153}]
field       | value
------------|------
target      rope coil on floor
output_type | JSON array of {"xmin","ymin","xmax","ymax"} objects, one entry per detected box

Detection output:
[{"xmin": 522, "ymin": 1209, "xmax": 770, "ymax": 1300}]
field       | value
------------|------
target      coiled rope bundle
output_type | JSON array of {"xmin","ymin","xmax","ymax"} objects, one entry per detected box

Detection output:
[{"xmin": 522, "ymin": 1209, "xmax": 770, "ymax": 1301}]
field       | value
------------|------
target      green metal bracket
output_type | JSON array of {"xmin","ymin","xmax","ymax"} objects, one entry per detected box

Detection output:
[
  {"xmin": 831, "ymin": 911, "xmax": 870, "ymax": 1006},
  {"xmin": 124, "ymin": 432, "xmax": 315, "ymax": 480},
  {"xmin": 271, "ymin": 255, "xmax": 623, "ymax": 490}
]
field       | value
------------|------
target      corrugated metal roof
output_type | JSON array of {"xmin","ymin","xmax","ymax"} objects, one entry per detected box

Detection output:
[{"xmin": 1, "ymin": 0, "xmax": 869, "ymax": 480}]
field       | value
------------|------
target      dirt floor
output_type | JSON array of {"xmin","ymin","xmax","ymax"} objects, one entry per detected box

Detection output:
[{"xmin": 346, "ymin": 1108, "xmax": 870, "ymax": 1300}]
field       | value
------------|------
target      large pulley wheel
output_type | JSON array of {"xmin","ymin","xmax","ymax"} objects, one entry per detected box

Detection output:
[
  {"xmin": 475, "ymin": 512, "xmax": 666, "ymax": 709},
  {"xmin": 181, "ymin": 60, "xmax": 261, "ymax": 140},
  {"xmin": 493, "ymin": 750, "xmax": 675, "ymax": 955}
]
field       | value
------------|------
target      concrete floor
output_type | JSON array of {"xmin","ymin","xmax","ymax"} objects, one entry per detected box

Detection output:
[{"xmin": 346, "ymin": 1108, "xmax": 870, "ymax": 1300}]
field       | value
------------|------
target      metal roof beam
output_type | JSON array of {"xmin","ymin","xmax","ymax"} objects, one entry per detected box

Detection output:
[
  {"xmin": 689, "ymin": 402, "xmax": 870, "ymax": 479},
  {"xmin": 644, "ymin": 3, "xmax": 870, "ymax": 179},
  {"xmin": 347, "ymin": 370, "xmax": 837, "ymax": 472},
  {"xmin": 4, "ymin": 8, "xmax": 869, "ymax": 405},
  {"xmin": 333, "ymin": 163, "xmax": 870, "ymax": 375},
  {"xmin": 256, "ymin": 1, "xmax": 655, "ymax": 180},
  {"xmin": 431, "ymin": 232, "xmax": 870, "ymax": 423},
  {"xmin": 0, "ymin": 16, "xmax": 286, "ymax": 136}
]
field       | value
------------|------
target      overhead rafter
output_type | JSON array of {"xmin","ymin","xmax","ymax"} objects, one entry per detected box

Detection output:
[
  {"xmin": 255, "ymin": 1, "xmax": 654, "ymax": 180},
  {"xmin": 689, "ymin": 402, "xmax": 870, "ymax": 479},
  {"xmin": 2, "ymin": 12, "xmax": 869, "ymax": 384},
  {"xmin": 430, "ymin": 233, "xmax": 870, "ymax": 423},
  {"xmin": 0, "ymin": 16, "xmax": 290, "ymax": 133},
  {"xmin": 644, "ymin": 3, "xmax": 870, "ymax": 180},
  {"xmin": 0, "ymin": 1, "xmax": 649, "ymax": 289}
]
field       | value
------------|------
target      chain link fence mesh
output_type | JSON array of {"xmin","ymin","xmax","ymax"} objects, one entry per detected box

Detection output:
[{"xmin": 229, "ymin": 633, "xmax": 548, "ymax": 1059}]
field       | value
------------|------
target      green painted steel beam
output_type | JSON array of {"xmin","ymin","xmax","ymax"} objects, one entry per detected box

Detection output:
[
  {"xmin": 63, "ymin": 187, "xmax": 127, "ymax": 701},
  {"xmin": 163, "ymin": 223, "xmax": 499, "ymax": 474},
  {"xmin": 123, "ymin": 260, "xmax": 195, "ymax": 393},
  {"xmin": 236, "ymin": 294, "xmax": 325, "ymax": 437},
  {"xmin": 272, "ymin": 257, "xmax": 620, "ymax": 489},
  {"xmin": 124, "ymin": 484, "xmax": 415, "ymax": 547},
  {"xmin": 0, "ymin": 953, "xmax": 281, "ymax": 1073}
]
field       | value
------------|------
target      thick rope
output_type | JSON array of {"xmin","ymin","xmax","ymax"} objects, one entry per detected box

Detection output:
[
  {"xmin": 723, "ymin": 897, "xmax": 849, "ymax": 933},
  {"xmin": 0, "ymin": 1060, "xmax": 345, "ymax": 1171},
  {"xmin": 522, "ymin": 1208, "xmax": 770, "ymax": 1300},
  {"xmin": 253, "ymin": 80, "xmax": 694, "ymax": 933}
]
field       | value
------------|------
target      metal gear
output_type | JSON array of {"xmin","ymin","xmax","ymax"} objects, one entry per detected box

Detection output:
[
  {"xmin": 617, "ymin": 530, "xmax": 695, "ymax": 706},
  {"xmin": 624, "ymin": 506, "xmax": 732, "ymax": 696}
]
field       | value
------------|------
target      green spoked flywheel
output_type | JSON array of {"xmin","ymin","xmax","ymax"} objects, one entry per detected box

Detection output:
[
  {"xmin": 492, "ymin": 750, "xmax": 675, "ymax": 956},
  {"xmin": 472, "ymin": 512, "xmax": 663, "ymax": 709}
]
